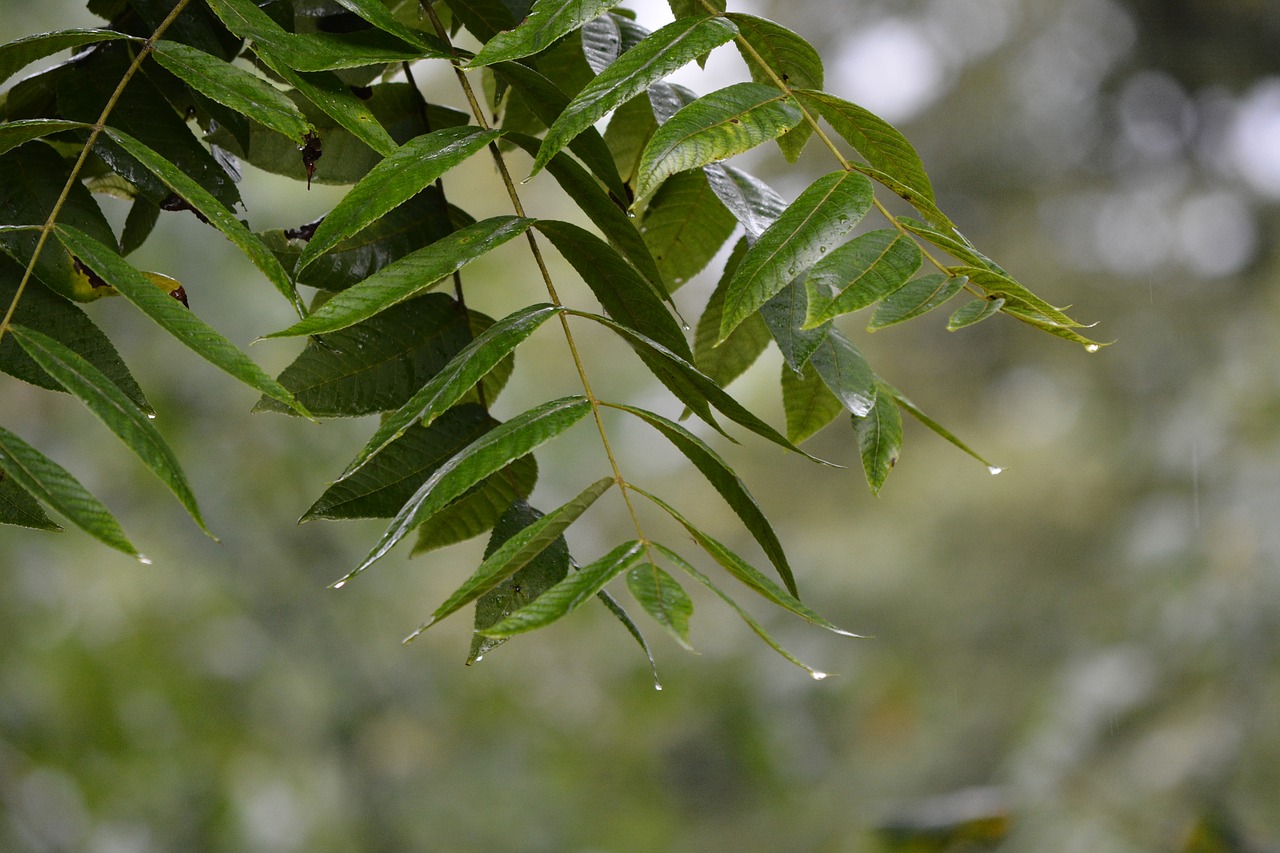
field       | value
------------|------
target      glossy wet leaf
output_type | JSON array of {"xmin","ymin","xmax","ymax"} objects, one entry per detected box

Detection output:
[
  {"xmin": 948, "ymin": 296, "xmax": 1006, "ymax": 331},
  {"xmin": 478, "ymin": 540, "xmax": 646, "ymax": 637},
  {"xmin": 257, "ymin": 293, "xmax": 472, "ymax": 418},
  {"xmin": 0, "ymin": 425, "xmax": 139, "ymax": 557},
  {"xmin": 532, "ymin": 16, "xmax": 739, "ymax": 176},
  {"xmin": 727, "ymin": 13, "xmax": 822, "ymax": 162},
  {"xmin": 854, "ymin": 387, "xmax": 902, "ymax": 494},
  {"xmin": 951, "ymin": 265, "xmax": 1079, "ymax": 328},
  {"xmin": 880, "ymin": 380, "xmax": 997, "ymax": 471},
  {"xmin": 640, "ymin": 169, "xmax": 737, "ymax": 291},
  {"xmin": 9, "ymin": 325, "xmax": 210, "ymax": 535},
  {"xmin": 868, "ymin": 273, "xmax": 967, "ymax": 330},
  {"xmin": 610, "ymin": 402, "xmax": 798, "ymax": 596},
  {"xmin": 298, "ymin": 127, "xmax": 503, "ymax": 270},
  {"xmin": 627, "ymin": 562, "xmax": 694, "ymax": 649},
  {"xmin": 810, "ymin": 328, "xmax": 876, "ymax": 417},
  {"xmin": 595, "ymin": 588, "xmax": 663, "ymax": 688},
  {"xmin": 271, "ymin": 217, "xmax": 533, "ymax": 337},
  {"xmin": 703, "ymin": 162, "xmax": 788, "ymax": 242},
  {"xmin": 720, "ymin": 170, "xmax": 873, "ymax": 342},
  {"xmin": 55, "ymin": 225, "xmax": 306, "ymax": 415},
  {"xmin": 0, "ymin": 28, "xmax": 135, "ymax": 86},
  {"xmin": 803, "ymin": 228, "xmax": 923, "ymax": 327},
  {"xmin": 634, "ymin": 82, "xmax": 803, "ymax": 203},
  {"xmin": 341, "ymin": 395, "xmax": 592, "ymax": 582},
  {"xmin": 468, "ymin": 0, "xmax": 620, "ymax": 67},
  {"xmin": 406, "ymin": 477, "xmax": 614, "ymax": 636},
  {"xmin": 761, "ymin": 277, "xmax": 828, "ymax": 372},
  {"xmin": 410, "ymin": 457, "xmax": 539, "ymax": 555},
  {"xmin": 341, "ymin": 304, "xmax": 561, "ymax": 476},
  {"xmin": 580, "ymin": 11, "xmax": 649, "ymax": 74},
  {"xmin": 693, "ymin": 238, "xmax": 770, "ymax": 388},
  {"xmin": 0, "ymin": 119, "xmax": 88, "ymax": 157},
  {"xmin": 258, "ymin": 63, "xmax": 396, "ymax": 160},
  {"xmin": 0, "ymin": 470, "xmax": 61, "ymax": 531},
  {"xmin": 330, "ymin": 0, "xmax": 454, "ymax": 53},
  {"xmin": 781, "ymin": 361, "xmax": 843, "ymax": 444},
  {"xmin": 152, "ymin": 40, "xmax": 311, "ymax": 143}
]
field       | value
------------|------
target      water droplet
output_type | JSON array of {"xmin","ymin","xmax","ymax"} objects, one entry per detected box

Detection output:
[
  {"xmin": 146, "ymin": 413, "xmax": 157, "ymax": 420},
  {"xmin": 819, "ymin": 246, "xmax": 827, "ymax": 253},
  {"xmin": 332, "ymin": 580, "xmax": 346, "ymax": 589},
  {"xmin": 673, "ymin": 277, "xmax": 684, "ymax": 285},
  {"xmin": 987, "ymin": 465, "xmax": 1004, "ymax": 476},
  {"xmin": 138, "ymin": 554, "xmax": 153, "ymax": 565},
  {"xmin": 654, "ymin": 683, "xmax": 663, "ymax": 691},
  {"xmin": 681, "ymin": 322, "xmax": 691, "ymax": 332},
  {"xmin": 810, "ymin": 671, "xmax": 829, "ymax": 681},
  {"xmin": 473, "ymin": 654, "xmax": 484, "ymax": 663},
  {"xmin": 1084, "ymin": 343, "xmax": 1100, "ymax": 353}
]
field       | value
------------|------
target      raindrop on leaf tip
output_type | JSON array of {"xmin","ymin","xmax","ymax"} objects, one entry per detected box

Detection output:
[
  {"xmin": 332, "ymin": 579, "xmax": 346, "ymax": 589},
  {"xmin": 138, "ymin": 554, "xmax": 153, "ymax": 565},
  {"xmin": 810, "ymin": 671, "xmax": 829, "ymax": 681},
  {"xmin": 146, "ymin": 413, "xmax": 157, "ymax": 420},
  {"xmin": 987, "ymin": 465, "xmax": 1003, "ymax": 476},
  {"xmin": 1084, "ymin": 344, "xmax": 1100, "ymax": 353}
]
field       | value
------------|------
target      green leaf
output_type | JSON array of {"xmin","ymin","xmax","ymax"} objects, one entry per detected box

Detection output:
[
  {"xmin": 580, "ymin": 11, "xmax": 649, "ymax": 74},
  {"xmin": 270, "ymin": 217, "xmax": 533, "ymax": 337},
  {"xmin": 260, "ymin": 63, "xmax": 397, "ymax": 159},
  {"xmin": 204, "ymin": 0, "xmax": 442, "ymax": 70},
  {"xmin": 627, "ymin": 561, "xmax": 694, "ymax": 649},
  {"xmin": 948, "ymin": 296, "xmax": 1005, "ymax": 331},
  {"xmin": 257, "ymin": 293, "xmax": 472, "ymax": 418},
  {"xmin": 340, "ymin": 395, "xmax": 592, "ymax": 583},
  {"xmin": 781, "ymin": 361, "xmax": 843, "ymax": 444},
  {"xmin": 297, "ymin": 127, "xmax": 502, "ymax": 270},
  {"xmin": 0, "ymin": 425, "xmax": 140, "ymax": 557},
  {"xmin": 330, "ymin": 0, "xmax": 454, "ymax": 54},
  {"xmin": 410, "ymin": 457, "xmax": 539, "ymax": 555},
  {"xmin": 809, "ymin": 328, "xmax": 876, "ymax": 417},
  {"xmin": 654, "ymin": 543, "xmax": 832, "ymax": 679},
  {"xmin": 533, "ymin": 16, "xmax": 739, "ymax": 176},
  {"xmin": 896, "ymin": 217, "xmax": 1001, "ymax": 271},
  {"xmin": 151, "ymin": 40, "xmax": 312, "ymax": 143},
  {"xmin": 796, "ymin": 89, "xmax": 936, "ymax": 208},
  {"xmin": 727, "ymin": 13, "xmax": 822, "ymax": 162},
  {"xmin": 104, "ymin": 127, "xmax": 303, "ymax": 314},
  {"xmin": 803, "ymin": 228, "xmax": 923, "ymax": 327},
  {"xmin": 868, "ymin": 273, "xmax": 967, "ymax": 330},
  {"xmin": 603, "ymin": 93, "xmax": 657, "ymax": 184},
  {"xmin": 640, "ymin": 169, "xmax": 737, "ymax": 291},
  {"xmin": 637, "ymin": 488, "xmax": 859, "ymax": 637},
  {"xmin": 340, "ymin": 303, "xmax": 561, "ymax": 475},
  {"xmin": 703, "ymin": 162, "xmax": 788, "ymax": 241},
  {"xmin": 633, "ymin": 82, "xmax": 803, "ymax": 203},
  {"xmin": 1001, "ymin": 306, "xmax": 1109, "ymax": 350},
  {"xmin": 609, "ymin": 402, "xmax": 798, "ymax": 597},
  {"xmin": 533, "ymin": 219, "xmax": 690, "ymax": 359},
  {"xmin": 880, "ymin": 379, "xmax": 998, "ymax": 472},
  {"xmin": 446, "ymin": 0, "xmax": 521, "ymax": 43},
  {"xmin": 853, "ymin": 386, "xmax": 902, "ymax": 494},
  {"xmin": 405, "ymin": 477, "xmax": 615, "ymax": 637},
  {"xmin": 950, "ymin": 265, "xmax": 1080, "ymax": 328},
  {"xmin": 667, "ymin": 0, "xmax": 725, "ymax": 18},
  {"xmin": 760, "ymin": 277, "xmax": 828, "ymax": 371},
  {"xmin": 303, "ymin": 405, "xmax": 511, "ymax": 520},
  {"xmin": 0, "ymin": 119, "xmax": 90, "ymax": 157},
  {"xmin": 693, "ymin": 237, "xmax": 769, "ymax": 388},
  {"xmin": 54, "ymin": 224, "xmax": 306, "ymax": 416},
  {"xmin": 9, "ymin": 325, "xmax": 210, "ymax": 536},
  {"xmin": 120, "ymin": 196, "xmax": 160, "ymax": 257},
  {"xmin": 0, "ymin": 29, "xmax": 137, "ymax": 87},
  {"xmin": 0, "ymin": 259, "xmax": 150, "ymax": 411},
  {"xmin": 468, "ymin": 0, "xmax": 620, "ymax": 67},
  {"xmin": 595, "ymin": 587, "xmax": 663, "ymax": 689},
  {"xmin": 0, "ymin": 470, "xmax": 61, "ymax": 531},
  {"xmin": 719, "ymin": 170, "xmax": 873, "ymax": 341},
  {"xmin": 478, "ymin": 540, "xmax": 646, "ymax": 637}
]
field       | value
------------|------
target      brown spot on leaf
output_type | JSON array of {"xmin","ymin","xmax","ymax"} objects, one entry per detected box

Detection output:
[{"xmin": 300, "ymin": 131, "xmax": 322, "ymax": 190}]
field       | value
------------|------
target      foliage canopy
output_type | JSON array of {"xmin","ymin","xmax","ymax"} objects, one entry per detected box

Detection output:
[{"xmin": 0, "ymin": 0, "xmax": 1097, "ymax": 678}]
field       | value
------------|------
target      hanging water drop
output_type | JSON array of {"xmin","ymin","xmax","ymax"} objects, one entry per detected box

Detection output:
[
  {"xmin": 138, "ymin": 554, "xmax": 153, "ymax": 565},
  {"xmin": 146, "ymin": 413, "xmax": 157, "ymax": 420},
  {"xmin": 332, "ymin": 580, "xmax": 346, "ymax": 589},
  {"xmin": 810, "ymin": 671, "xmax": 829, "ymax": 681},
  {"xmin": 987, "ymin": 465, "xmax": 1004, "ymax": 476},
  {"xmin": 1084, "ymin": 343, "xmax": 1100, "ymax": 353}
]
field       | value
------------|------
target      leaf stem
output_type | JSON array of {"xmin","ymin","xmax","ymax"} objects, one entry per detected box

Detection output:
[
  {"xmin": 0, "ymin": 0, "xmax": 195, "ymax": 346},
  {"xmin": 420, "ymin": 2, "xmax": 652, "ymax": 548}
]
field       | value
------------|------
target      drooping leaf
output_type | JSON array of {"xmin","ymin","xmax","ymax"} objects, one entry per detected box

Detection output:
[
  {"xmin": 626, "ymin": 561, "xmax": 694, "ymax": 649},
  {"xmin": 270, "ymin": 216, "xmax": 533, "ymax": 337},
  {"xmin": 727, "ymin": 13, "xmax": 822, "ymax": 161},
  {"xmin": 947, "ymin": 296, "xmax": 1005, "ymax": 331},
  {"xmin": 760, "ymin": 277, "xmax": 828, "ymax": 371},
  {"xmin": 0, "ymin": 425, "xmax": 140, "ymax": 557},
  {"xmin": 410, "ymin": 456, "xmax": 539, "ymax": 554},
  {"xmin": 9, "ymin": 325, "xmax": 210, "ymax": 536},
  {"xmin": 0, "ymin": 119, "xmax": 89, "ymax": 157},
  {"xmin": 950, "ymin": 265, "xmax": 1080, "ymax": 328},
  {"xmin": 340, "ymin": 303, "xmax": 562, "ymax": 475},
  {"xmin": 595, "ymin": 587, "xmax": 663, "ymax": 688},
  {"xmin": 580, "ymin": 11, "xmax": 649, "ymax": 74},
  {"xmin": 54, "ymin": 224, "xmax": 306, "ymax": 416},
  {"xmin": 637, "ymin": 488, "xmax": 859, "ymax": 637},
  {"xmin": 609, "ymin": 402, "xmax": 798, "ymax": 596},
  {"xmin": 646, "ymin": 79, "xmax": 697, "ymax": 123},
  {"xmin": 120, "ymin": 195, "xmax": 160, "ymax": 256},
  {"xmin": 0, "ymin": 259, "xmax": 149, "ymax": 412},
  {"xmin": 781, "ymin": 360, "xmax": 843, "ymax": 444},
  {"xmin": 633, "ymin": 82, "xmax": 803, "ymax": 203},
  {"xmin": 853, "ymin": 386, "xmax": 903, "ymax": 495},
  {"xmin": 868, "ymin": 273, "xmax": 967, "ymax": 330},
  {"xmin": 477, "ymin": 540, "xmax": 646, "ymax": 637},
  {"xmin": 303, "ymin": 405, "xmax": 511, "ymax": 520},
  {"xmin": 151, "ymin": 39, "xmax": 312, "ymax": 143},
  {"xmin": 533, "ymin": 219, "xmax": 690, "ymax": 359},
  {"xmin": 297, "ymin": 127, "xmax": 502, "ymax": 270},
  {"xmin": 693, "ymin": 238, "xmax": 770, "ymax": 388},
  {"xmin": 640, "ymin": 168, "xmax": 736, "ymax": 291},
  {"xmin": 0, "ymin": 29, "xmax": 136, "ymax": 87},
  {"xmin": 104, "ymin": 127, "xmax": 303, "ymax": 313},
  {"xmin": 809, "ymin": 328, "xmax": 876, "ymax": 417},
  {"xmin": 880, "ymin": 379, "xmax": 998, "ymax": 472},
  {"xmin": 803, "ymin": 228, "xmax": 923, "ymax": 327},
  {"xmin": 1001, "ymin": 306, "xmax": 1109, "ymax": 350},
  {"xmin": 468, "ymin": 0, "xmax": 620, "ymax": 67},
  {"xmin": 256, "ymin": 293, "xmax": 472, "ymax": 418},
  {"xmin": 654, "ymin": 543, "xmax": 832, "ymax": 679},
  {"xmin": 339, "ymin": 395, "xmax": 592, "ymax": 583},
  {"xmin": 719, "ymin": 170, "xmax": 873, "ymax": 341},
  {"xmin": 532, "ymin": 16, "xmax": 739, "ymax": 176},
  {"xmin": 405, "ymin": 476, "xmax": 615, "ymax": 637},
  {"xmin": 0, "ymin": 470, "xmax": 61, "ymax": 531},
  {"xmin": 703, "ymin": 162, "xmax": 788, "ymax": 242}
]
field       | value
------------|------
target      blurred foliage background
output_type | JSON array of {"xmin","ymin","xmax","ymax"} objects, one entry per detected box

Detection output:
[{"xmin": 3, "ymin": 0, "xmax": 1280, "ymax": 850}]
